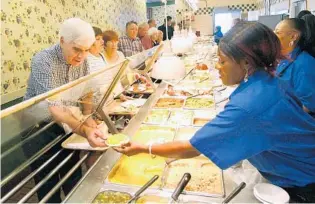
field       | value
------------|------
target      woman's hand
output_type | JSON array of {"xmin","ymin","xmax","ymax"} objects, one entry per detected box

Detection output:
[{"xmin": 114, "ymin": 142, "xmax": 147, "ymax": 156}]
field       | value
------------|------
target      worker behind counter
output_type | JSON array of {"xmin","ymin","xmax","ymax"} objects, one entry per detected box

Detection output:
[
  {"xmin": 275, "ymin": 17, "xmax": 315, "ymax": 117},
  {"xmin": 23, "ymin": 18, "xmax": 107, "ymax": 202},
  {"xmin": 115, "ymin": 22, "xmax": 315, "ymax": 203}
]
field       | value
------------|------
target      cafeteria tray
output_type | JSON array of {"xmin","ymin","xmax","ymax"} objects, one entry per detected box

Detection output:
[
  {"xmin": 154, "ymin": 97, "xmax": 185, "ymax": 109},
  {"xmin": 62, "ymin": 133, "xmax": 109, "ymax": 151},
  {"xmin": 161, "ymin": 157, "xmax": 225, "ymax": 198}
]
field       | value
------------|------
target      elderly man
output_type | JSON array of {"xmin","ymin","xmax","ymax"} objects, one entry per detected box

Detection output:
[
  {"xmin": 148, "ymin": 19, "xmax": 157, "ymax": 28},
  {"xmin": 118, "ymin": 21, "xmax": 144, "ymax": 57},
  {"xmin": 24, "ymin": 18, "xmax": 105, "ymax": 202}
]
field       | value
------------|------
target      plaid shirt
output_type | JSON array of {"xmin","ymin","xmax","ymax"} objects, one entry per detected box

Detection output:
[
  {"xmin": 24, "ymin": 44, "xmax": 89, "ymax": 101},
  {"xmin": 118, "ymin": 35, "xmax": 144, "ymax": 57}
]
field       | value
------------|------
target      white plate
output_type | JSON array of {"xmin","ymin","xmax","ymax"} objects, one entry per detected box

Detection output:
[
  {"xmin": 253, "ymin": 183, "xmax": 290, "ymax": 204},
  {"xmin": 120, "ymin": 99, "xmax": 147, "ymax": 108}
]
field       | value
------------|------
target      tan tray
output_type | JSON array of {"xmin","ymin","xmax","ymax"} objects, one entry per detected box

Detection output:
[
  {"xmin": 62, "ymin": 133, "xmax": 109, "ymax": 151},
  {"xmin": 104, "ymin": 100, "xmax": 138, "ymax": 116}
]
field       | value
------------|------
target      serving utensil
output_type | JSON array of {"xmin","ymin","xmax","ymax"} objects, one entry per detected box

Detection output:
[
  {"xmin": 169, "ymin": 173, "xmax": 192, "ymax": 204},
  {"xmin": 127, "ymin": 175, "xmax": 159, "ymax": 203}
]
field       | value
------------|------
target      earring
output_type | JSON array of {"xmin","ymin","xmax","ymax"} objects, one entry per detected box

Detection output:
[
  {"xmin": 289, "ymin": 41, "xmax": 294, "ymax": 47},
  {"xmin": 244, "ymin": 66, "xmax": 249, "ymax": 82}
]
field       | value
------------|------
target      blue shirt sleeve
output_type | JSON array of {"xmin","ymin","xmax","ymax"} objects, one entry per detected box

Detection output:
[
  {"xmin": 190, "ymin": 103, "xmax": 272, "ymax": 169},
  {"xmin": 293, "ymin": 65, "xmax": 315, "ymax": 112}
]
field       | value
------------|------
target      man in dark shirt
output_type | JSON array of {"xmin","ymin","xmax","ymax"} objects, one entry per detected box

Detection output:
[{"xmin": 158, "ymin": 16, "xmax": 174, "ymax": 40}]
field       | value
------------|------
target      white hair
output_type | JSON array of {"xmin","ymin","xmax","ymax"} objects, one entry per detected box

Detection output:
[
  {"xmin": 138, "ymin": 22, "xmax": 149, "ymax": 29},
  {"xmin": 148, "ymin": 27, "xmax": 158, "ymax": 36},
  {"xmin": 59, "ymin": 18, "xmax": 95, "ymax": 47}
]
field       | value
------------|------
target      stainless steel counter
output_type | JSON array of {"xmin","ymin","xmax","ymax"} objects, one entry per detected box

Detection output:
[{"xmin": 64, "ymin": 82, "xmax": 260, "ymax": 203}]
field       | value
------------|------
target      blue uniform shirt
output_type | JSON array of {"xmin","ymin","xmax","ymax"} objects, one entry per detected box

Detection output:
[
  {"xmin": 190, "ymin": 70, "xmax": 315, "ymax": 187},
  {"xmin": 276, "ymin": 47, "xmax": 315, "ymax": 112}
]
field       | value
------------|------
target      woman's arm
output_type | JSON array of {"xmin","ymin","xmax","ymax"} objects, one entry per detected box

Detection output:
[{"xmin": 114, "ymin": 140, "xmax": 201, "ymax": 158}]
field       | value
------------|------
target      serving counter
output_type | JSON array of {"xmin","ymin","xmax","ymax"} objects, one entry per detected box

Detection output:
[{"xmin": 64, "ymin": 82, "xmax": 259, "ymax": 203}]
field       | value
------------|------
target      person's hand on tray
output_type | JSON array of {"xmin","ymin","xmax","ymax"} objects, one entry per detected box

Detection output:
[
  {"xmin": 83, "ymin": 116, "xmax": 98, "ymax": 128},
  {"xmin": 83, "ymin": 126, "xmax": 107, "ymax": 148},
  {"xmin": 135, "ymin": 73, "xmax": 151, "ymax": 87}
]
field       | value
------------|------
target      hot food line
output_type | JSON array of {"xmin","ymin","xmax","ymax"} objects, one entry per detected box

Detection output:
[{"xmin": 65, "ymin": 42, "xmax": 247, "ymax": 203}]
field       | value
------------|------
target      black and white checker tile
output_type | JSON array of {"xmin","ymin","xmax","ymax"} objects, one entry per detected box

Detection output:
[{"xmin": 228, "ymin": 4, "xmax": 257, "ymax": 12}]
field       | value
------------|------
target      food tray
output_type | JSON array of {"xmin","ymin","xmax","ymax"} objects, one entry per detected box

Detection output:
[
  {"xmin": 184, "ymin": 97, "xmax": 215, "ymax": 109},
  {"xmin": 107, "ymin": 154, "xmax": 166, "ymax": 187},
  {"xmin": 132, "ymin": 125, "xmax": 176, "ymax": 145},
  {"xmin": 92, "ymin": 190, "xmax": 132, "ymax": 204},
  {"xmin": 167, "ymin": 110, "xmax": 194, "ymax": 126},
  {"xmin": 174, "ymin": 127, "xmax": 199, "ymax": 141},
  {"xmin": 104, "ymin": 100, "xmax": 138, "ymax": 116},
  {"xmin": 154, "ymin": 98, "xmax": 185, "ymax": 109},
  {"xmin": 143, "ymin": 109, "xmax": 170, "ymax": 125},
  {"xmin": 126, "ymin": 83, "xmax": 154, "ymax": 94},
  {"xmin": 161, "ymin": 157, "xmax": 225, "ymax": 197},
  {"xmin": 193, "ymin": 118, "xmax": 210, "ymax": 126}
]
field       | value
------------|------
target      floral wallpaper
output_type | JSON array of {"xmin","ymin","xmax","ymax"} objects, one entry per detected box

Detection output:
[
  {"xmin": 1, "ymin": 0, "xmax": 147, "ymax": 102},
  {"xmin": 151, "ymin": 5, "xmax": 176, "ymax": 26}
]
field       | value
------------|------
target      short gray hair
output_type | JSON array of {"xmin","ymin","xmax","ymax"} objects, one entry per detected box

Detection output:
[
  {"xmin": 148, "ymin": 27, "xmax": 158, "ymax": 36},
  {"xmin": 138, "ymin": 22, "xmax": 149, "ymax": 29},
  {"xmin": 59, "ymin": 18, "xmax": 95, "ymax": 47}
]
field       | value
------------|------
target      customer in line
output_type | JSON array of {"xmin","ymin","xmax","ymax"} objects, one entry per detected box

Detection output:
[
  {"xmin": 158, "ymin": 16, "xmax": 173, "ymax": 40},
  {"xmin": 115, "ymin": 22, "xmax": 315, "ymax": 203},
  {"xmin": 148, "ymin": 19, "xmax": 157, "ymax": 28},
  {"xmin": 118, "ymin": 21, "xmax": 144, "ymax": 57},
  {"xmin": 275, "ymin": 18, "xmax": 315, "ymax": 116},
  {"xmin": 297, "ymin": 10, "xmax": 312, "ymax": 19},
  {"xmin": 138, "ymin": 22, "xmax": 149, "ymax": 40},
  {"xmin": 24, "ymin": 18, "xmax": 105, "ymax": 203},
  {"xmin": 141, "ymin": 27, "xmax": 159, "ymax": 50}
]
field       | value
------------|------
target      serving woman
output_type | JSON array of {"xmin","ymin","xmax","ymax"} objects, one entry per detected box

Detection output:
[
  {"xmin": 274, "ymin": 18, "xmax": 315, "ymax": 116},
  {"xmin": 115, "ymin": 22, "xmax": 315, "ymax": 202}
]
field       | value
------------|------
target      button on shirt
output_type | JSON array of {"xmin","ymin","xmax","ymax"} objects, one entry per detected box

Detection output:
[
  {"xmin": 276, "ymin": 47, "xmax": 315, "ymax": 112},
  {"xmin": 118, "ymin": 36, "xmax": 144, "ymax": 57},
  {"xmin": 24, "ymin": 44, "xmax": 89, "ymax": 100},
  {"xmin": 190, "ymin": 70, "xmax": 315, "ymax": 187}
]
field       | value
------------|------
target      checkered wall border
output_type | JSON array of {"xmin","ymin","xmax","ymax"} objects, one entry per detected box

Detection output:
[
  {"xmin": 228, "ymin": 4, "xmax": 257, "ymax": 12},
  {"xmin": 177, "ymin": 4, "xmax": 258, "ymax": 16}
]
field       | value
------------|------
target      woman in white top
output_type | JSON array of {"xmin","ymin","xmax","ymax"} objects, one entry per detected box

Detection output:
[{"xmin": 102, "ymin": 30, "xmax": 125, "ymax": 64}]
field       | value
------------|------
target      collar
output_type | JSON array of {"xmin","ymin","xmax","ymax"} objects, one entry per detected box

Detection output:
[
  {"xmin": 125, "ymin": 35, "xmax": 139, "ymax": 42},
  {"xmin": 277, "ymin": 47, "xmax": 301, "ymax": 75},
  {"xmin": 55, "ymin": 44, "xmax": 69, "ymax": 65},
  {"xmin": 230, "ymin": 70, "xmax": 269, "ymax": 99}
]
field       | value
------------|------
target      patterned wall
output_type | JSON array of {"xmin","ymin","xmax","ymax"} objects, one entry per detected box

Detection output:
[
  {"xmin": 151, "ymin": 4, "xmax": 177, "ymax": 26},
  {"xmin": 192, "ymin": 4, "xmax": 257, "ymax": 15},
  {"xmin": 1, "ymin": 0, "xmax": 147, "ymax": 101}
]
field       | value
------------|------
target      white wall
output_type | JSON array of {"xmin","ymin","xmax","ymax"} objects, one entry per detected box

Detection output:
[
  {"xmin": 190, "ymin": 0, "xmax": 257, "ymax": 35},
  {"xmin": 270, "ymin": 0, "xmax": 289, "ymax": 14},
  {"xmin": 307, "ymin": 0, "xmax": 315, "ymax": 13}
]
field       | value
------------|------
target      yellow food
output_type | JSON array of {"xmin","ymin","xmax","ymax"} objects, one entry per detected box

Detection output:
[
  {"xmin": 136, "ymin": 195, "xmax": 169, "ymax": 203},
  {"xmin": 106, "ymin": 134, "xmax": 129, "ymax": 146},
  {"xmin": 154, "ymin": 98, "xmax": 184, "ymax": 108},
  {"xmin": 108, "ymin": 154, "xmax": 165, "ymax": 187},
  {"xmin": 132, "ymin": 126, "xmax": 175, "ymax": 145},
  {"xmin": 145, "ymin": 110, "xmax": 170, "ymax": 124},
  {"xmin": 167, "ymin": 110, "xmax": 194, "ymax": 126},
  {"xmin": 185, "ymin": 98, "xmax": 214, "ymax": 109},
  {"xmin": 175, "ymin": 127, "xmax": 199, "ymax": 141},
  {"xmin": 93, "ymin": 191, "xmax": 131, "ymax": 204}
]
